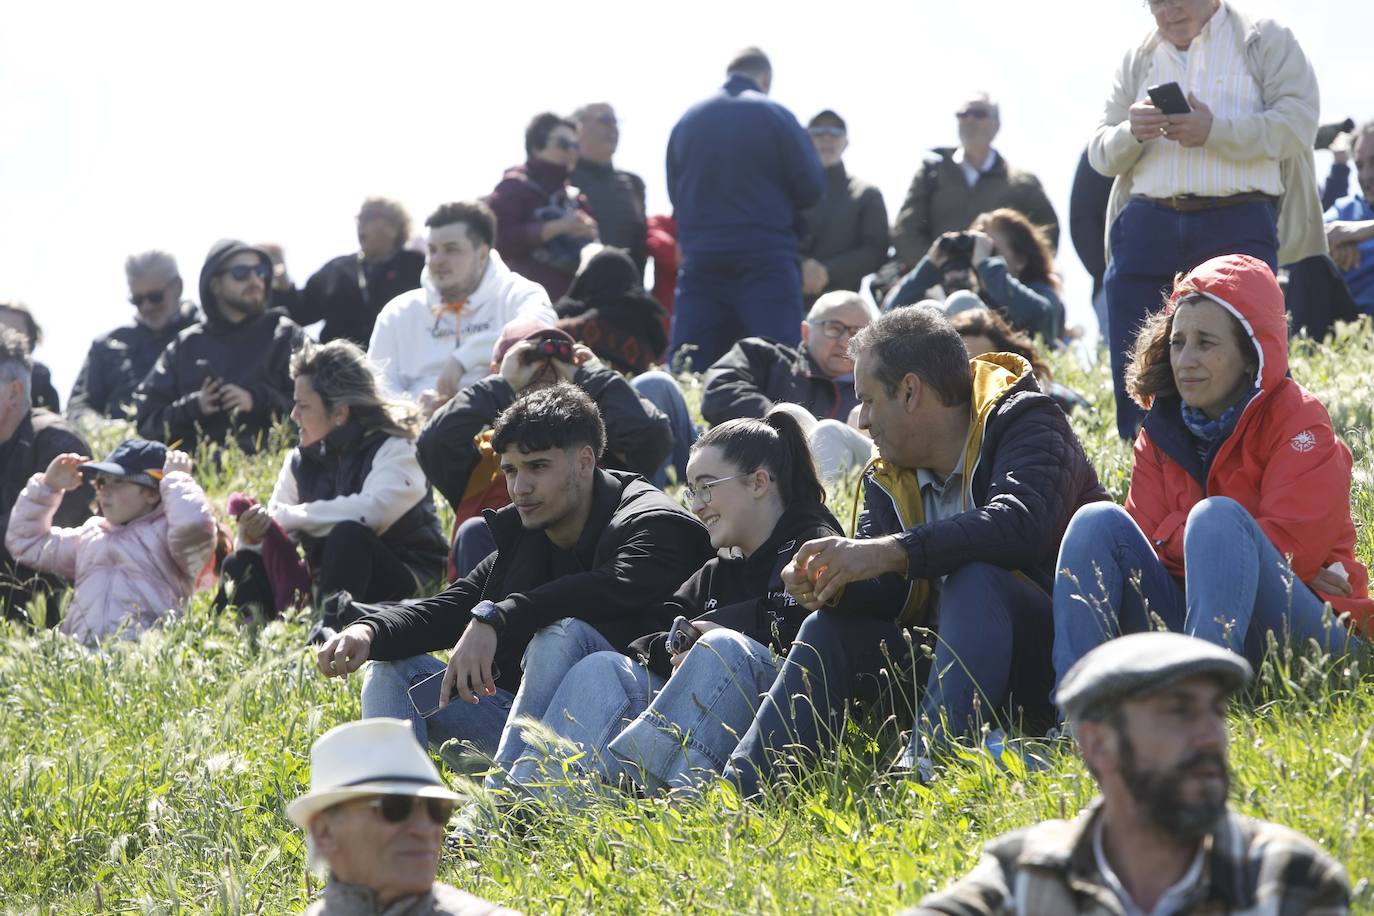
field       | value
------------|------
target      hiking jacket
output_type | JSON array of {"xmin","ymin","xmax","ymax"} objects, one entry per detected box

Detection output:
[
  {"xmin": 701, "ymin": 338, "xmax": 858, "ymax": 425},
  {"xmin": 359, "ymin": 469, "xmax": 712, "ymax": 694},
  {"xmin": 1127, "ymin": 254, "xmax": 1374, "ymax": 633},
  {"xmin": 800, "ymin": 162, "xmax": 890, "ymax": 300},
  {"xmin": 269, "ymin": 419, "xmax": 447, "ymax": 588},
  {"xmin": 68, "ymin": 304, "xmax": 201, "ymax": 423},
  {"xmin": 631, "ymin": 501, "xmax": 842, "ymax": 678},
  {"xmin": 134, "ymin": 240, "xmax": 305, "ymax": 454},
  {"xmin": 910, "ymin": 799, "xmax": 1350, "ymax": 916},
  {"xmin": 833, "ymin": 353, "xmax": 1108, "ymax": 624},
  {"xmin": 5, "ymin": 470, "xmax": 216, "ymax": 645},
  {"xmin": 291, "ymin": 248, "xmax": 426, "ymax": 346},
  {"xmin": 1089, "ymin": 2, "xmax": 1324, "ymax": 265}
]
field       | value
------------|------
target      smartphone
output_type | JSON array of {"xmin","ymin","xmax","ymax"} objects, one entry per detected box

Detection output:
[
  {"xmin": 407, "ymin": 664, "xmax": 500, "ymax": 717},
  {"xmin": 667, "ymin": 616, "xmax": 704, "ymax": 656},
  {"xmin": 1147, "ymin": 82, "xmax": 1191, "ymax": 116},
  {"xmin": 194, "ymin": 358, "xmax": 215, "ymax": 385}
]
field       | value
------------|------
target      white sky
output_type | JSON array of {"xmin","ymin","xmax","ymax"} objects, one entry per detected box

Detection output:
[{"xmin": 1, "ymin": 0, "xmax": 1362, "ymax": 396}]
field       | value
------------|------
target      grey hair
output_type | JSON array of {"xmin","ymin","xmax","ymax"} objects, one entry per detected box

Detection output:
[
  {"xmin": 808, "ymin": 290, "xmax": 878, "ymax": 323},
  {"xmin": 0, "ymin": 328, "xmax": 33, "ymax": 405},
  {"xmin": 571, "ymin": 102, "xmax": 612, "ymax": 124},
  {"xmin": 125, "ymin": 250, "xmax": 180, "ymax": 284},
  {"xmin": 963, "ymin": 91, "xmax": 1000, "ymax": 120}
]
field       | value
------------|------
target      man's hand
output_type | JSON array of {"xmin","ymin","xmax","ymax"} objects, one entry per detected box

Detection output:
[
  {"xmin": 440, "ymin": 619, "xmax": 499, "ymax": 706},
  {"xmin": 238, "ymin": 504, "xmax": 272, "ymax": 544},
  {"xmin": 926, "ymin": 236, "xmax": 952, "ymax": 269},
  {"xmin": 163, "ymin": 449, "xmax": 193, "ymax": 476},
  {"xmin": 43, "ymin": 453, "xmax": 88, "ymax": 491},
  {"xmin": 417, "ymin": 388, "xmax": 450, "ymax": 419},
  {"xmin": 1326, "ymin": 220, "xmax": 1374, "ymax": 248},
  {"xmin": 801, "ymin": 259, "xmax": 829, "ymax": 296},
  {"xmin": 317, "ymin": 623, "xmax": 374, "ymax": 678},
  {"xmin": 1162, "ymin": 94, "xmax": 1213, "ymax": 148},
  {"xmin": 1331, "ymin": 131, "xmax": 1352, "ymax": 166},
  {"xmin": 1128, "ymin": 99, "xmax": 1170, "ymax": 143},
  {"xmin": 499, "ymin": 340, "xmax": 552, "ymax": 391},
  {"xmin": 218, "ymin": 383, "xmax": 254, "ymax": 415},
  {"xmin": 196, "ymin": 376, "xmax": 224, "ymax": 415},
  {"xmin": 1332, "ymin": 242, "xmax": 1362, "ymax": 273},
  {"xmin": 784, "ymin": 535, "xmax": 909, "ymax": 606},
  {"xmin": 435, "ymin": 354, "xmax": 466, "ymax": 401}
]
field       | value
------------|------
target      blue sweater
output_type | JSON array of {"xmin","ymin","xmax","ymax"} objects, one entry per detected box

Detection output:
[
  {"xmin": 666, "ymin": 74, "xmax": 825, "ymax": 257},
  {"xmin": 1325, "ymin": 193, "xmax": 1374, "ymax": 313}
]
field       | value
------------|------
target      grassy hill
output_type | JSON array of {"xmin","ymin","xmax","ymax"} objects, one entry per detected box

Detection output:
[{"xmin": 3, "ymin": 328, "xmax": 1373, "ymax": 913}]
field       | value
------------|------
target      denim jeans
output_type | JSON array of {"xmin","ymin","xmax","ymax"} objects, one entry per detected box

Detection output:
[
  {"xmin": 360, "ymin": 654, "xmax": 514, "ymax": 757},
  {"xmin": 486, "ymin": 617, "xmax": 618, "ymax": 793},
  {"xmin": 630, "ymin": 370, "xmax": 699, "ymax": 489},
  {"xmin": 1053, "ymin": 499, "xmax": 1347, "ymax": 693},
  {"xmin": 451, "ymin": 515, "xmax": 497, "ymax": 581}
]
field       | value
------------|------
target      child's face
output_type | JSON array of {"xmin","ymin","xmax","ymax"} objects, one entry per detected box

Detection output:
[{"xmin": 95, "ymin": 475, "xmax": 160, "ymax": 524}]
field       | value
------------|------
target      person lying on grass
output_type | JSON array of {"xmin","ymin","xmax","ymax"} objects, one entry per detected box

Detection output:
[{"xmin": 4, "ymin": 439, "xmax": 216, "ymax": 645}]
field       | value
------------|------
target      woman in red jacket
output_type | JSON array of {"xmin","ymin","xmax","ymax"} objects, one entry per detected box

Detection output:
[{"xmin": 1052, "ymin": 254, "xmax": 1370, "ymax": 687}]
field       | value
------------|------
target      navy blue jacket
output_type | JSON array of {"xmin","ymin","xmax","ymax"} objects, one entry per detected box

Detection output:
[{"xmin": 666, "ymin": 74, "xmax": 825, "ymax": 256}]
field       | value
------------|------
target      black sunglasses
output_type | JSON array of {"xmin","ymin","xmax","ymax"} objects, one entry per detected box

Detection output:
[
  {"xmin": 129, "ymin": 282, "xmax": 178, "ymax": 308},
  {"xmin": 217, "ymin": 263, "xmax": 272, "ymax": 282},
  {"xmin": 555, "ymin": 137, "xmax": 581, "ymax": 152},
  {"xmin": 365, "ymin": 794, "xmax": 456, "ymax": 825},
  {"xmin": 957, "ymin": 108, "xmax": 994, "ymax": 120}
]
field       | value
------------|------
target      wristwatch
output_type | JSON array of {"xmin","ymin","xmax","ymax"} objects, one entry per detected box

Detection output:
[{"xmin": 470, "ymin": 599, "xmax": 505, "ymax": 636}]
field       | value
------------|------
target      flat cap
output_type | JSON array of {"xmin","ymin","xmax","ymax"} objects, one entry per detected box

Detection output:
[{"xmin": 1057, "ymin": 632, "xmax": 1252, "ymax": 722}]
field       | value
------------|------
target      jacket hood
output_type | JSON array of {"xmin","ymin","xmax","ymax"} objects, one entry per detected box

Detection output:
[
  {"xmin": 1169, "ymin": 254, "xmax": 1287, "ymax": 395},
  {"xmin": 418, "ymin": 249, "xmax": 513, "ymax": 310},
  {"xmin": 749, "ymin": 501, "xmax": 841, "ymax": 565},
  {"xmin": 198, "ymin": 239, "xmax": 273, "ymax": 328}
]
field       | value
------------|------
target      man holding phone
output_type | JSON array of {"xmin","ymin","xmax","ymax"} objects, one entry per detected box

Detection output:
[{"xmin": 1088, "ymin": 0, "xmax": 1323, "ymax": 441}]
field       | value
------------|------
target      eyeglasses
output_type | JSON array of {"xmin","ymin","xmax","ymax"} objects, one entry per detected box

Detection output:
[
  {"xmin": 808, "ymin": 126, "xmax": 846, "ymax": 138},
  {"xmin": 956, "ymin": 108, "xmax": 994, "ymax": 120},
  {"xmin": 129, "ymin": 282, "xmax": 178, "ymax": 307},
  {"xmin": 810, "ymin": 318, "xmax": 865, "ymax": 340},
  {"xmin": 216, "ymin": 263, "xmax": 271, "ymax": 282},
  {"xmin": 363, "ymin": 794, "xmax": 456, "ymax": 825},
  {"xmin": 555, "ymin": 137, "xmax": 581, "ymax": 152},
  {"xmin": 682, "ymin": 473, "xmax": 752, "ymax": 507}
]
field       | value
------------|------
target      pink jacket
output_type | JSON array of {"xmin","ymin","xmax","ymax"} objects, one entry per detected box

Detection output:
[{"xmin": 4, "ymin": 471, "xmax": 218, "ymax": 644}]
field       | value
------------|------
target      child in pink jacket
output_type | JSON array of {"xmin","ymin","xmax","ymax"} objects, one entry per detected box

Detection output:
[{"xmin": 4, "ymin": 439, "xmax": 217, "ymax": 645}]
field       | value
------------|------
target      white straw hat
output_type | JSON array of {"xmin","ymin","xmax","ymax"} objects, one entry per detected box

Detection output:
[{"xmin": 286, "ymin": 718, "xmax": 462, "ymax": 829}]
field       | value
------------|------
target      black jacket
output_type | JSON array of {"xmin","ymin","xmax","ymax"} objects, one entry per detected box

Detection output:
[
  {"xmin": 290, "ymin": 420, "xmax": 448, "ymax": 582},
  {"xmin": 571, "ymin": 159, "xmax": 648, "ymax": 273},
  {"xmin": 416, "ymin": 365, "xmax": 673, "ymax": 510},
  {"xmin": 361, "ymin": 469, "xmax": 713, "ymax": 694},
  {"xmin": 800, "ymin": 162, "xmax": 890, "ymax": 301},
  {"xmin": 289, "ymin": 248, "xmax": 425, "ymax": 346},
  {"xmin": 630, "ymin": 501, "xmax": 842, "ymax": 678},
  {"xmin": 134, "ymin": 240, "xmax": 305, "ymax": 455},
  {"xmin": 702, "ymin": 337, "xmax": 857, "ymax": 426},
  {"xmin": 0, "ymin": 409, "xmax": 93, "ymax": 621},
  {"xmin": 68, "ymin": 304, "xmax": 200, "ymax": 422}
]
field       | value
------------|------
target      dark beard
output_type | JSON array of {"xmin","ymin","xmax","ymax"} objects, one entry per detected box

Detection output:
[{"xmin": 1118, "ymin": 728, "xmax": 1229, "ymax": 843}]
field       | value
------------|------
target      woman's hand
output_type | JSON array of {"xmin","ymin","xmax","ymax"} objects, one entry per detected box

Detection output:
[
  {"xmin": 968, "ymin": 231, "xmax": 996, "ymax": 267},
  {"xmin": 238, "ymin": 504, "xmax": 272, "ymax": 544},
  {"xmin": 43, "ymin": 453, "xmax": 88, "ymax": 491},
  {"xmin": 1307, "ymin": 567, "xmax": 1353, "ymax": 598},
  {"xmin": 163, "ymin": 449, "xmax": 193, "ymax": 476},
  {"xmin": 668, "ymin": 621, "xmax": 722, "ymax": 674}
]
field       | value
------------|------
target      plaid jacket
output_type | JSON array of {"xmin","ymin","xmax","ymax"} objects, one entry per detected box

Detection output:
[{"xmin": 909, "ymin": 800, "xmax": 1350, "ymax": 916}]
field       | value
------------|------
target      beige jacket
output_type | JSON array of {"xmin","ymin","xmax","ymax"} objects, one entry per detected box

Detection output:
[{"xmin": 1088, "ymin": 3, "xmax": 1324, "ymax": 266}]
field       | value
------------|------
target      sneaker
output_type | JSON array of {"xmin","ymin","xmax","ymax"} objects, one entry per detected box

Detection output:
[{"xmin": 892, "ymin": 729, "xmax": 934, "ymax": 784}]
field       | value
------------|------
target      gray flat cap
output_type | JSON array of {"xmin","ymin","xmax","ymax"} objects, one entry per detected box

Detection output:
[{"xmin": 1057, "ymin": 632, "xmax": 1252, "ymax": 722}]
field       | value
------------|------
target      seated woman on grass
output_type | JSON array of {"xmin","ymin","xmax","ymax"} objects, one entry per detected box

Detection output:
[
  {"xmin": 217, "ymin": 340, "xmax": 448, "ymax": 626},
  {"xmin": 1052, "ymin": 254, "xmax": 1371, "ymax": 693},
  {"xmin": 506, "ymin": 411, "xmax": 841, "ymax": 798}
]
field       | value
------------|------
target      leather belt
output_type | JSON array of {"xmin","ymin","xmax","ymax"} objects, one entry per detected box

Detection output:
[{"xmin": 1137, "ymin": 192, "xmax": 1278, "ymax": 213}]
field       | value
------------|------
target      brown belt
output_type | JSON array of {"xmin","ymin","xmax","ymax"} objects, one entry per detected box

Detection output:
[{"xmin": 1137, "ymin": 192, "xmax": 1278, "ymax": 213}]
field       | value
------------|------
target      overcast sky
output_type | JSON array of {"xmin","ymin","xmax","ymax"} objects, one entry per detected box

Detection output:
[{"xmin": 2, "ymin": 0, "xmax": 1362, "ymax": 396}]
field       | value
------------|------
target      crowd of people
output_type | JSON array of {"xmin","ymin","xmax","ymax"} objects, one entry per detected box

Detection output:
[{"xmin": 3, "ymin": 2, "xmax": 1371, "ymax": 909}]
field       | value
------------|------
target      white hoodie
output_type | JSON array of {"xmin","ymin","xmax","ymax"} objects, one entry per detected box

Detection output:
[{"xmin": 367, "ymin": 250, "xmax": 554, "ymax": 400}]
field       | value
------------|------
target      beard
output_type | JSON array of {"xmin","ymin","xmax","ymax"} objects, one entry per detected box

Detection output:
[{"xmin": 1117, "ymin": 728, "xmax": 1229, "ymax": 843}]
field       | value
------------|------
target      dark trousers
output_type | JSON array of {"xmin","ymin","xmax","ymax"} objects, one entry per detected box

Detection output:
[
  {"xmin": 451, "ymin": 515, "xmax": 497, "ymax": 581},
  {"xmin": 669, "ymin": 251, "xmax": 803, "ymax": 372},
  {"xmin": 1104, "ymin": 198, "xmax": 1278, "ymax": 440}
]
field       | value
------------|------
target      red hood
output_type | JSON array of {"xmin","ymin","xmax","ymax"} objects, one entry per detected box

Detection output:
[{"xmin": 1169, "ymin": 254, "xmax": 1288, "ymax": 395}]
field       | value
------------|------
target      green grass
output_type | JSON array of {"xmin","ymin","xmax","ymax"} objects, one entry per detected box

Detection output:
[{"xmin": 3, "ymin": 329, "xmax": 1374, "ymax": 913}]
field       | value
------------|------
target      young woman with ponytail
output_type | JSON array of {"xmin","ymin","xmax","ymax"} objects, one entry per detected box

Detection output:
[{"xmin": 506, "ymin": 408, "xmax": 841, "ymax": 799}]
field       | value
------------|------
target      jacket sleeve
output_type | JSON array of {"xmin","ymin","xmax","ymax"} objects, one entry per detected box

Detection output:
[
  {"xmin": 1089, "ymin": 47, "xmax": 1148, "ymax": 178},
  {"xmin": 246, "ymin": 322, "xmax": 303, "ymax": 428},
  {"xmin": 578, "ymin": 365, "xmax": 672, "ymax": 478},
  {"xmin": 159, "ymin": 470, "xmax": 218, "ymax": 581},
  {"xmin": 1069, "ymin": 150, "xmax": 1110, "ymax": 281},
  {"xmin": 1322, "ymin": 162, "xmax": 1351, "ymax": 212},
  {"xmin": 1204, "ymin": 21, "xmax": 1319, "ymax": 162},
  {"xmin": 778, "ymin": 113, "xmax": 827, "ymax": 212},
  {"xmin": 272, "ymin": 438, "xmax": 429, "ymax": 538},
  {"xmin": 493, "ymin": 511, "xmax": 709, "ymax": 636},
  {"xmin": 701, "ymin": 340, "xmax": 779, "ymax": 424},
  {"xmin": 416, "ymin": 376, "xmax": 516, "ymax": 508},
  {"xmin": 1123, "ymin": 432, "xmax": 1185, "ymax": 568},
  {"xmin": 135, "ymin": 338, "xmax": 203, "ymax": 447},
  {"xmin": 975, "ymin": 259, "xmax": 1063, "ymax": 341},
  {"xmin": 66, "ymin": 344, "xmax": 106, "ymax": 424},
  {"xmin": 488, "ymin": 178, "xmax": 546, "ymax": 259},
  {"xmin": 3, "ymin": 474, "xmax": 86, "ymax": 581},
  {"xmin": 291, "ymin": 264, "xmax": 331, "ymax": 327},
  {"xmin": 892, "ymin": 162, "xmax": 936, "ymax": 268},
  {"xmin": 888, "ymin": 258, "xmax": 945, "ymax": 309},
  {"xmin": 361, "ymin": 554, "xmax": 492, "ymax": 658},
  {"xmin": 820, "ymin": 186, "xmax": 891, "ymax": 285}
]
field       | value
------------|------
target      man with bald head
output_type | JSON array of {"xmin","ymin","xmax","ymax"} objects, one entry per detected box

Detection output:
[{"xmin": 571, "ymin": 103, "xmax": 648, "ymax": 275}]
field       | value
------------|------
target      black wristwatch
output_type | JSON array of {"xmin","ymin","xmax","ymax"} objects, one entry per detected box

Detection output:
[{"xmin": 470, "ymin": 600, "xmax": 505, "ymax": 636}]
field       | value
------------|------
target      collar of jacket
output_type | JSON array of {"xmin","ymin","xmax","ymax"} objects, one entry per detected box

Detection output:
[
  {"xmin": 316, "ymin": 876, "xmax": 442, "ymax": 915},
  {"xmin": 725, "ymin": 501, "xmax": 842, "ymax": 572},
  {"xmin": 483, "ymin": 466, "xmax": 622, "ymax": 564},
  {"xmin": 723, "ymin": 72, "xmax": 763, "ymax": 96},
  {"xmin": 574, "ymin": 158, "xmax": 616, "ymax": 178},
  {"xmin": 824, "ymin": 162, "xmax": 849, "ymax": 184},
  {"xmin": 298, "ymin": 418, "xmax": 372, "ymax": 467},
  {"xmin": 523, "ymin": 157, "xmax": 572, "ymax": 194},
  {"xmin": 934, "ymin": 145, "xmax": 1008, "ymax": 181}
]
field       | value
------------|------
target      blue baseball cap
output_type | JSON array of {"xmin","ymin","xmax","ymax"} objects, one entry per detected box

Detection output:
[{"xmin": 80, "ymin": 439, "xmax": 168, "ymax": 488}]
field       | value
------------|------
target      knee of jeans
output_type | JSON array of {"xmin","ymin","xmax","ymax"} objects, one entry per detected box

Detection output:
[
  {"xmin": 631, "ymin": 369, "xmax": 672, "ymax": 394},
  {"xmin": 1065, "ymin": 501, "xmax": 1133, "ymax": 543},
  {"xmin": 1185, "ymin": 495, "xmax": 1248, "ymax": 536},
  {"xmin": 360, "ymin": 659, "xmax": 406, "ymax": 703},
  {"xmin": 693, "ymin": 627, "xmax": 764, "ymax": 669},
  {"xmin": 455, "ymin": 515, "xmax": 487, "ymax": 541},
  {"xmin": 522, "ymin": 617, "xmax": 603, "ymax": 671},
  {"xmin": 786, "ymin": 610, "xmax": 846, "ymax": 668}
]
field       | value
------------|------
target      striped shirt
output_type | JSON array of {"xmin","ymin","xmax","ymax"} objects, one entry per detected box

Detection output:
[{"xmin": 1131, "ymin": 4, "xmax": 1283, "ymax": 199}]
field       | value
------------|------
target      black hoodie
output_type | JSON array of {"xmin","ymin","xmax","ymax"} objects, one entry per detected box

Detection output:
[
  {"xmin": 630, "ymin": 501, "xmax": 842, "ymax": 678},
  {"xmin": 134, "ymin": 240, "xmax": 304, "ymax": 454}
]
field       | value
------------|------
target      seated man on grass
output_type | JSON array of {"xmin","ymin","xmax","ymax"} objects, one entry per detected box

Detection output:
[
  {"xmin": 724, "ymin": 305, "xmax": 1107, "ymax": 794},
  {"xmin": 315, "ymin": 384, "xmax": 711, "ymax": 784},
  {"xmin": 909, "ymin": 633, "xmax": 1350, "ymax": 914}
]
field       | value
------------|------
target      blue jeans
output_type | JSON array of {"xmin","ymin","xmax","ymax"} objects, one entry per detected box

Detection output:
[
  {"xmin": 361, "ymin": 654, "xmax": 514, "ymax": 758},
  {"xmin": 486, "ymin": 617, "xmax": 618, "ymax": 792},
  {"xmin": 670, "ymin": 251, "xmax": 803, "ymax": 371},
  {"xmin": 1053, "ymin": 499, "xmax": 1346, "ymax": 693},
  {"xmin": 630, "ymin": 369, "xmax": 699, "ymax": 488},
  {"xmin": 1104, "ymin": 198, "xmax": 1278, "ymax": 439},
  {"xmin": 452, "ymin": 516, "xmax": 497, "ymax": 581}
]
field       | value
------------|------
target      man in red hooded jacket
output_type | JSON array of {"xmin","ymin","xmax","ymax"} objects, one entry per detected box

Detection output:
[{"xmin": 1051, "ymin": 253, "xmax": 1369, "ymax": 689}]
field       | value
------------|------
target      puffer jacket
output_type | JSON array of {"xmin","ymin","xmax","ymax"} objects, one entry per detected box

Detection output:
[
  {"xmin": 4, "ymin": 470, "xmax": 217, "ymax": 644},
  {"xmin": 1127, "ymin": 254, "xmax": 1374, "ymax": 634}
]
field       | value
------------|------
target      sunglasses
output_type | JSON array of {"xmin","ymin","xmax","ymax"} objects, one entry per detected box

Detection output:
[
  {"xmin": 129, "ymin": 283, "xmax": 178, "ymax": 307},
  {"xmin": 555, "ymin": 137, "xmax": 581, "ymax": 152},
  {"xmin": 808, "ymin": 126, "xmax": 846, "ymax": 138},
  {"xmin": 363, "ymin": 794, "xmax": 456, "ymax": 825},
  {"xmin": 217, "ymin": 263, "xmax": 272, "ymax": 282},
  {"xmin": 956, "ymin": 108, "xmax": 994, "ymax": 120}
]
